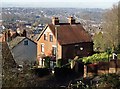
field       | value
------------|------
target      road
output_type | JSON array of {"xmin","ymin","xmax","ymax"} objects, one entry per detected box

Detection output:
[{"xmin": 0, "ymin": 42, "xmax": 2, "ymax": 88}]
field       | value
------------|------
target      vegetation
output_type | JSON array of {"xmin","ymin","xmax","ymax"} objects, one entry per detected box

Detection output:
[
  {"xmin": 56, "ymin": 59, "xmax": 63, "ymax": 68},
  {"xmin": 44, "ymin": 56, "xmax": 50, "ymax": 68},
  {"xmin": 93, "ymin": 32, "xmax": 105, "ymax": 51},
  {"xmin": 97, "ymin": 73, "xmax": 120, "ymax": 89},
  {"xmin": 117, "ymin": 54, "xmax": 120, "ymax": 59},
  {"xmin": 93, "ymin": 4, "xmax": 119, "ymax": 52},
  {"xmin": 81, "ymin": 52, "xmax": 111, "ymax": 64}
]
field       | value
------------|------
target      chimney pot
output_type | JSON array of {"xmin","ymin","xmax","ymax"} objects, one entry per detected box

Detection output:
[
  {"xmin": 52, "ymin": 17, "xmax": 59, "ymax": 25},
  {"xmin": 68, "ymin": 17, "xmax": 76, "ymax": 24}
]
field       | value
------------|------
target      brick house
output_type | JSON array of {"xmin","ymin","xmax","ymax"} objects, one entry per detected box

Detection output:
[{"xmin": 37, "ymin": 17, "xmax": 93, "ymax": 66}]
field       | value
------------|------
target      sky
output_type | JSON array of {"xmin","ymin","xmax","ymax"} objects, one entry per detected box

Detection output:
[{"xmin": 1, "ymin": 0, "xmax": 119, "ymax": 9}]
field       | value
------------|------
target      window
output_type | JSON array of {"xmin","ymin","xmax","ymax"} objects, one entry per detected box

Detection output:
[
  {"xmin": 44, "ymin": 34, "xmax": 47, "ymax": 40},
  {"xmin": 75, "ymin": 44, "xmax": 79, "ymax": 49},
  {"xmin": 52, "ymin": 47, "xmax": 56, "ymax": 56},
  {"xmin": 41, "ymin": 44, "xmax": 44, "ymax": 53},
  {"xmin": 24, "ymin": 40, "xmax": 28, "ymax": 45},
  {"xmin": 49, "ymin": 35, "xmax": 53, "ymax": 42}
]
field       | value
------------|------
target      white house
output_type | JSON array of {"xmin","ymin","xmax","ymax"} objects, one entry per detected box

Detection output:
[{"xmin": 8, "ymin": 36, "xmax": 37, "ymax": 65}]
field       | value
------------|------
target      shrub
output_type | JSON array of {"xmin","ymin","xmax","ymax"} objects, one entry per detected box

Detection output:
[
  {"xmin": 82, "ymin": 52, "xmax": 111, "ymax": 64},
  {"xmin": 54, "ymin": 67, "xmax": 72, "ymax": 77},
  {"xmin": 99, "ymin": 74, "xmax": 120, "ymax": 88},
  {"xmin": 32, "ymin": 68, "xmax": 50, "ymax": 77},
  {"xmin": 117, "ymin": 54, "xmax": 120, "ymax": 59},
  {"xmin": 44, "ymin": 56, "xmax": 50, "ymax": 68},
  {"xmin": 56, "ymin": 59, "xmax": 62, "ymax": 68}
]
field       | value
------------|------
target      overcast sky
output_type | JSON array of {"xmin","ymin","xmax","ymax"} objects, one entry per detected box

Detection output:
[{"xmin": 1, "ymin": 0, "xmax": 119, "ymax": 8}]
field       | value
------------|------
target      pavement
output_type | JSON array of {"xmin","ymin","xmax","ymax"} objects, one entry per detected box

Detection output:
[{"xmin": 0, "ymin": 42, "xmax": 2, "ymax": 88}]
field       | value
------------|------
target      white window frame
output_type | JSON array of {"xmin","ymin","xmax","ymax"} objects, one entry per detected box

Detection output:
[
  {"xmin": 49, "ymin": 34, "xmax": 53, "ymax": 42},
  {"xmin": 52, "ymin": 45, "xmax": 56, "ymax": 56},
  {"xmin": 41, "ymin": 43, "xmax": 44, "ymax": 53}
]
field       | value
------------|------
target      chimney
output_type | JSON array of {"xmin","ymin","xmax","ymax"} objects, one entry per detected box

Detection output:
[
  {"xmin": 22, "ymin": 29, "xmax": 27, "ymax": 37},
  {"xmin": 7, "ymin": 30, "xmax": 11, "ymax": 42},
  {"xmin": 5, "ymin": 32, "xmax": 7, "ymax": 42},
  {"xmin": 68, "ymin": 17, "xmax": 76, "ymax": 24},
  {"xmin": 52, "ymin": 17, "xmax": 59, "ymax": 25}
]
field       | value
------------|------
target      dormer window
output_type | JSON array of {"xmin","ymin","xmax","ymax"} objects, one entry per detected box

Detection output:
[
  {"xmin": 24, "ymin": 40, "xmax": 28, "ymax": 45},
  {"xmin": 49, "ymin": 34, "xmax": 53, "ymax": 42},
  {"xmin": 44, "ymin": 34, "xmax": 47, "ymax": 40}
]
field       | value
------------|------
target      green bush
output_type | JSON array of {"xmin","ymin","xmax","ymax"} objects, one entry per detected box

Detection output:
[
  {"xmin": 44, "ymin": 56, "xmax": 50, "ymax": 68},
  {"xmin": 82, "ymin": 52, "xmax": 112, "ymax": 64},
  {"xmin": 56, "ymin": 59, "xmax": 62, "ymax": 68},
  {"xmin": 117, "ymin": 54, "xmax": 120, "ymax": 59}
]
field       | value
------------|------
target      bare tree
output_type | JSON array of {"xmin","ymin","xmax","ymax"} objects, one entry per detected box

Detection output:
[{"xmin": 102, "ymin": 4, "xmax": 119, "ymax": 51}]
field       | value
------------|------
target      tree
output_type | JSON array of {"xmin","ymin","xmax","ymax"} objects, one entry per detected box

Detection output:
[
  {"xmin": 117, "ymin": 2, "xmax": 120, "ymax": 53},
  {"xmin": 102, "ymin": 4, "xmax": 118, "ymax": 52},
  {"xmin": 93, "ymin": 32, "xmax": 105, "ymax": 51}
]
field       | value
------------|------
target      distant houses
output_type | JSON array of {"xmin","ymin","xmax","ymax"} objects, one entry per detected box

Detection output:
[{"xmin": 37, "ymin": 17, "xmax": 93, "ymax": 66}]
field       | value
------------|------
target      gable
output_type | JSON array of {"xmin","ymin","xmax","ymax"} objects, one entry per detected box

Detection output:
[
  {"xmin": 36, "ymin": 25, "xmax": 48, "ymax": 41},
  {"xmin": 44, "ymin": 26, "xmax": 53, "ymax": 35},
  {"xmin": 37, "ymin": 23, "xmax": 92, "ymax": 45},
  {"xmin": 9, "ymin": 36, "xmax": 37, "ymax": 49}
]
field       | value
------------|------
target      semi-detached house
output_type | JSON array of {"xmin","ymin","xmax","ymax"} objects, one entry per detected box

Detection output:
[{"xmin": 37, "ymin": 17, "xmax": 93, "ymax": 66}]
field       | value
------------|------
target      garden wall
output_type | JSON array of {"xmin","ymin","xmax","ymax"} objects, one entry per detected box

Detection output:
[{"xmin": 84, "ymin": 60, "xmax": 120, "ymax": 77}]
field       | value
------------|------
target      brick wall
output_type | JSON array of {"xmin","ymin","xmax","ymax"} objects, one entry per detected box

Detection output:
[
  {"xmin": 37, "ymin": 27, "xmax": 62, "ymax": 59},
  {"xmin": 109, "ymin": 60, "xmax": 120, "ymax": 73},
  {"xmin": 62, "ymin": 42, "xmax": 93, "ymax": 59},
  {"xmin": 84, "ymin": 60, "xmax": 120, "ymax": 77}
]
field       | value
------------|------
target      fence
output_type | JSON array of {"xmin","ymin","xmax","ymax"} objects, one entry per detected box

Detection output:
[{"xmin": 84, "ymin": 60, "xmax": 120, "ymax": 77}]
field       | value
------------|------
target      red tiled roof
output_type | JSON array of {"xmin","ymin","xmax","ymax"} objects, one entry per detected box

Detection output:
[{"xmin": 48, "ymin": 23, "xmax": 92, "ymax": 45}]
